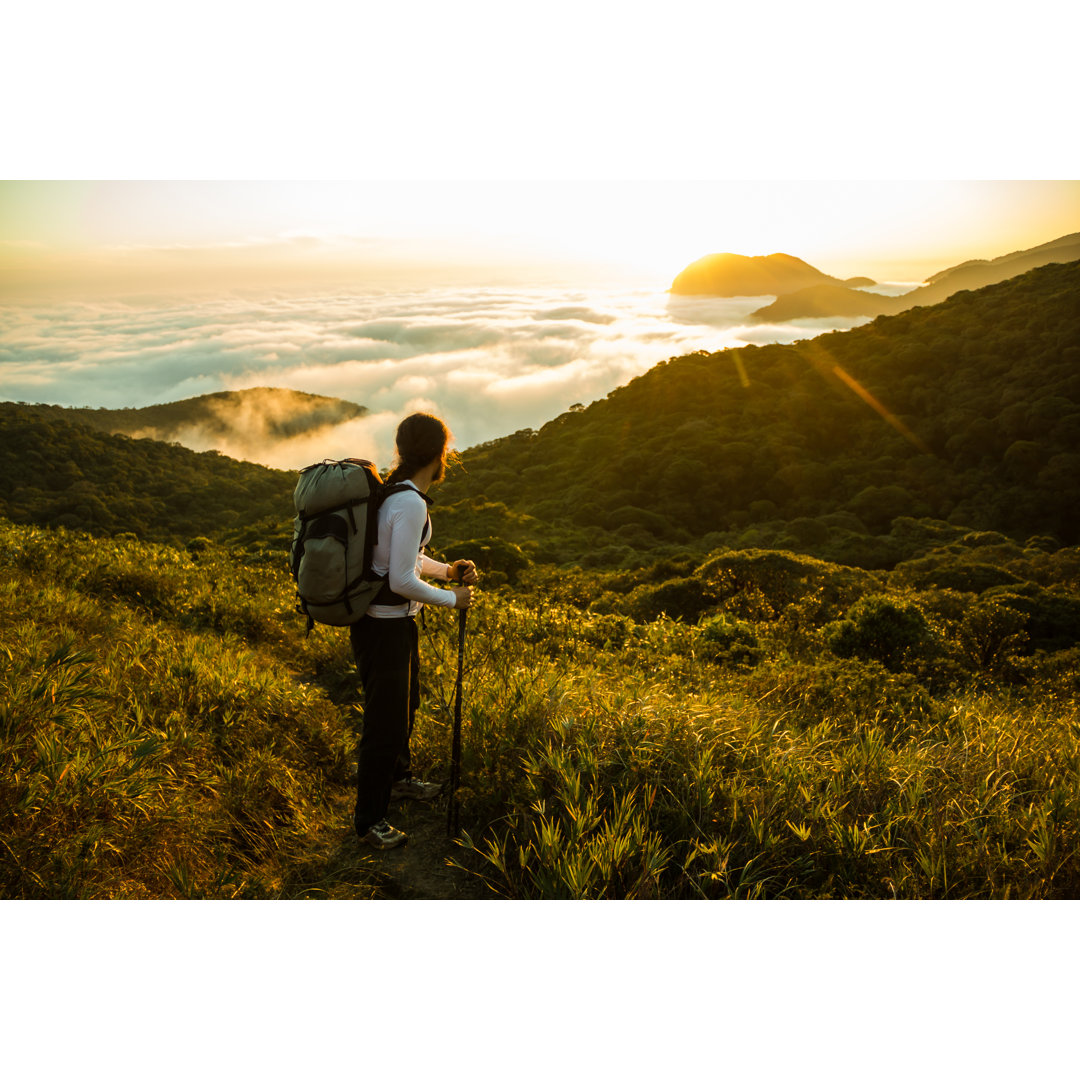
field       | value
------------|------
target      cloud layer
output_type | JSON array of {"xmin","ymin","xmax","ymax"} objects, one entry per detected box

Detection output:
[{"xmin": 0, "ymin": 283, "xmax": 876, "ymax": 469}]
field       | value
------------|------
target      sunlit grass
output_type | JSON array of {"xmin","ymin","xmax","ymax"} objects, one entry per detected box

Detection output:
[
  {"xmin": 0, "ymin": 525, "xmax": 357, "ymax": 898},
  {"xmin": 2, "ymin": 520, "xmax": 1078, "ymax": 899},
  {"xmin": 430, "ymin": 596, "xmax": 1080, "ymax": 899}
]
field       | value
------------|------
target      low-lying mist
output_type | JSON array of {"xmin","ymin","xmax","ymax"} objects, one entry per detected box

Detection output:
[{"xmin": 0, "ymin": 281, "xmax": 907, "ymax": 468}]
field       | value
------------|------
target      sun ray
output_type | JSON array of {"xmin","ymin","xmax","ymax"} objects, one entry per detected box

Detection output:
[{"xmin": 829, "ymin": 363, "xmax": 932, "ymax": 455}]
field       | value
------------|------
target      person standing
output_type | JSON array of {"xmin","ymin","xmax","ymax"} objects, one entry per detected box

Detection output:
[{"xmin": 352, "ymin": 412, "xmax": 477, "ymax": 850}]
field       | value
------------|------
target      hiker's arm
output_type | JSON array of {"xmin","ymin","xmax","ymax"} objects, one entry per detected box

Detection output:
[
  {"xmin": 386, "ymin": 500, "xmax": 457, "ymax": 608},
  {"xmin": 420, "ymin": 553, "xmax": 453, "ymax": 581},
  {"xmin": 419, "ymin": 555, "xmax": 478, "ymax": 585}
]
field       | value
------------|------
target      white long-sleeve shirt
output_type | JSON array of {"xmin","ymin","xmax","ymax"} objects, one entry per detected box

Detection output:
[{"xmin": 367, "ymin": 481, "xmax": 457, "ymax": 618}]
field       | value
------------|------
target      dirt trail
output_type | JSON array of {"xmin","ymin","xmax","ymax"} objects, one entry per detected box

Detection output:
[
  {"xmin": 289, "ymin": 656, "xmax": 492, "ymax": 900},
  {"xmin": 322, "ymin": 783, "xmax": 495, "ymax": 900}
]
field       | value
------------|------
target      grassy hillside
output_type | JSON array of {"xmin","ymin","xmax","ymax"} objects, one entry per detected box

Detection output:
[
  {"xmin": 440, "ymin": 259, "xmax": 1080, "ymax": 569},
  {"xmin": 3, "ymin": 256, "xmax": 1079, "ymax": 899},
  {"xmin": 3, "ymin": 519, "xmax": 1079, "ymax": 898},
  {"xmin": 0, "ymin": 520, "xmax": 487, "ymax": 898}
]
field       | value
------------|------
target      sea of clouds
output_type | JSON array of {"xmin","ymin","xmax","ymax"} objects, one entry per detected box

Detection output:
[{"xmin": 0, "ymin": 282, "xmax": 908, "ymax": 469}]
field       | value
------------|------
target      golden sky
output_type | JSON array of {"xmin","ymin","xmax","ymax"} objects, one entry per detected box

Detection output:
[{"xmin": 2, "ymin": 179, "xmax": 1077, "ymax": 297}]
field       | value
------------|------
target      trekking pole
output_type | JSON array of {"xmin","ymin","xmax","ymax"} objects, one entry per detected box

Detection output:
[{"xmin": 446, "ymin": 602, "xmax": 467, "ymax": 837}]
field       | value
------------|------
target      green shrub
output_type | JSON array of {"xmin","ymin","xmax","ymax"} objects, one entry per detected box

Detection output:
[
  {"xmin": 982, "ymin": 585, "xmax": 1080, "ymax": 650},
  {"xmin": 960, "ymin": 531, "xmax": 1012, "ymax": 548},
  {"xmin": 697, "ymin": 615, "xmax": 762, "ymax": 667},
  {"xmin": 958, "ymin": 597, "xmax": 1030, "ymax": 672},
  {"xmin": 912, "ymin": 561, "xmax": 1023, "ymax": 593},
  {"xmin": 623, "ymin": 577, "xmax": 717, "ymax": 624},
  {"xmin": 606, "ymin": 506, "xmax": 669, "ymax": 536},
  {"xmin": 1026, "ymin": 535, "xmax": 1059, "ymax": 553},
  {"xmin": 753, "ymin": 657, "xmax": 940, "ymax": 736},
  {"xmin": 784, "ymin": 517, "xmax": 831, "ymax": 546},
  {"xmin": 441, "ymin": 536, "xmax": 530, "ymax": 585},
  {"xmin": 1017, "ymin": 646, "xmax": 1080, "ymax": 692},
  {"xmin": 697, "ymin": 549, "xmax": 875, "ymax": 618},
  {"xmin": 824, "ymin": 594, "xmax": 934, "ymax": 670}
]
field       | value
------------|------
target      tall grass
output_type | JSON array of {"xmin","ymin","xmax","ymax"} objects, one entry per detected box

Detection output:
[
  {"xmin": 3, "ymin": 520, "xmax": 1078, "ymax": 899},
  {"xmin": 1, "ymin": 524, "xmax": 362, "ymax": 898},
  {"xmin": 427, "ymin": 598, "xmax": 1080, "ymax": 899}
]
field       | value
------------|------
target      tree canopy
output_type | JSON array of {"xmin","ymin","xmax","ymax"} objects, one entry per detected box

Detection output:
[{"xmin": 440, "ymin": 259, "xmax": 1080, "ymax": 566}]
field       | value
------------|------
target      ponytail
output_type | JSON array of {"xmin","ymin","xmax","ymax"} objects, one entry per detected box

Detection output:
[{"xmin": 386, "ymin": 412, "xmax": 451, "ymax": 484}]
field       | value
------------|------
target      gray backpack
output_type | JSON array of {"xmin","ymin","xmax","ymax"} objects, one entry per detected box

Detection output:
[{"xmin": 289, "ymin": 459, "xmax": 422, "ymax": 628}]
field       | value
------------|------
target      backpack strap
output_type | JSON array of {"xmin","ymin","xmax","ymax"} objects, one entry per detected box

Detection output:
[
  {"xmin": 380, "ymin": 482, "xmax": 433, "ymax": 506},
  {"xmin": 372, "ymin": 577, "xmax": 410, "ymax": 605}
]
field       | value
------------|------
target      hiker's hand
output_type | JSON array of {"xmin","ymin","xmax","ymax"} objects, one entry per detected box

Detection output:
[
  {"xmin": 451, "ymin": 585, "xmax": 474, "ymax": 610},
  {"xmin": 451, "ymin": 560, "xmax": 478, "ymax": 585}
]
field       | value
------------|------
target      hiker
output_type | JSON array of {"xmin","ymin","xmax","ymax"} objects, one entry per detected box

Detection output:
[{"xmin": 352, "ymin": 412, "xmax": 477, "ymax": 850}]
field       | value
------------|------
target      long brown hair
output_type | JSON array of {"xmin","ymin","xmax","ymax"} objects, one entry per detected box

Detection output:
[{"xmin": 386, "ymin": 412, "xmax": 452, "ymax": 484}]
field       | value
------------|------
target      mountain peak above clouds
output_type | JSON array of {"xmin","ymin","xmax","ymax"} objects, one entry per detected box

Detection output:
[{"xmin": 669, "ymin": 252, "xmax": 856, "ymax": 298}]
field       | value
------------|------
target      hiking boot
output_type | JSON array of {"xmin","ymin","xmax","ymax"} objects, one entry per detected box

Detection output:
[
  {"xmin": 360, "ymin": 820, "xmax": 407, "ymax": 850},
  {"xmin": 391, "ymin": 777, "xmax": 445, "ymax": 802}
]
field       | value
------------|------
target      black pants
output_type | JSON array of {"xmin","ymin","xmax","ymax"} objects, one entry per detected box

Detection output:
[{"xmin": 350, "ymin": 615, "xmax": 420, "ymax": 834}]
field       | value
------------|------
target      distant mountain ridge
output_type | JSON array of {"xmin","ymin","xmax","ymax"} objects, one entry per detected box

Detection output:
[
  {"xmin": 924, "ymin": 232, "xmax": 1080, "ymax": 285},
  {"xmin": 749, "ymin": 231, "xmax": 1080, "ymax": 322}
]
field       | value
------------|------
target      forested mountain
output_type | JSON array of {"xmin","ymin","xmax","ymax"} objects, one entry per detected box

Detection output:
[
  {"xmin": 441, "ymin": 258, "xmax": 1080, "ymax": 567},
  {"xmin": 0, "ymin": 402, "xmax": 294, "ymax": 544},
  {"xmin": 46, "ymin": 387, "xmax": 367, "ymax": 456},
  {"xmin": 2, "ymin": 259, "xmax": 1078, "ymax": 575},
  {"xmin": 751, "ymin": 231, "xmax": 1080, "ymax": 322}
]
